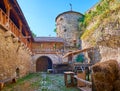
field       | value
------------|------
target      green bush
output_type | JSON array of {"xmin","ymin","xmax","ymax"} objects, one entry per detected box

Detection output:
[{"xmin": 76, "ymin": 54, "xmax": 85, "ymax": 63}]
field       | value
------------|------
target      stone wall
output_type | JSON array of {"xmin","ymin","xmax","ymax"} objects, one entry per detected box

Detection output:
[
  {"xmin": 0, "ymin": 26, "xmax": 33, "ymax": 80},
  {"xmin": 82, "ymin": 23, "xmax": 120, "ymax": 64},
  {"xmin": 32, "ymin": 54, "xmax": 64, "ymax": 72},
  {"xmin": 56, "ymin": 11, "xmax": 83, "ymax": 47},
  {"xmin": 81, "ymin": 0, "xmax": 120, "ymax": 64}
]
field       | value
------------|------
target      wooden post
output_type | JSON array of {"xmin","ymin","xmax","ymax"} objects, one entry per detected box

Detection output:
[
  {"xmin": 0, "ymin": 9, "xmax": 2, "ymax": 23},
  {"xmin": 0, "ymin": 82, "xmax": 4, "ymax": 90},
  {"xmin": 18, "ymin": 20, "xmax": 22, "ymax": 39},
  {"xmin": 85, "ymin": 67, "xmax": 90, "ymax": 81},
  {"xmin": 64, "ymin": 73, "xmax": 67, "ymax": 86},
  {"xmin": 91, "ymin": 74, "xmax": 97, "ymax": 91},
  {"xmin": 77, "ymin": 71, "xmax": 86, "ymax": 87},
  {"xmin": 64, "ymin": 71, "xmax": 74, "ymax": 87},
  {"xmin": 25, "ymin": 30, "xmax": 29, "ymax": 47},
  {"xmin": 6, "ymin": 4, "xmax": 11, "ymax": 17},
  {"xmin": 19, "ymin": 20, "xmax": 22, "ymax": 33},
  {"xmin": 68, "ymin": 53, "xmax": 73, "ymax": 64},
  {"xmin": 6, "ymin": 3, "xmax": 11, "ymax": 29}
]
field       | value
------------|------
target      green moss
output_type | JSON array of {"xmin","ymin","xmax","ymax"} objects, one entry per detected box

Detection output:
[
  {"xmin": 17, "ymin": 73, "xmax": 39, "ymax": 83},
  {"xmin": 54, "ymin": 28, "xmax": 57, "ymax": 32},
  {"xmin": 3, "ymin": 73, "xmax": 79, "ymax": 91},
  {"xmin": 2, "ymin": 73, "xmax": 41, "ymax": 90},
  {"xmin": 80, "ymin": 0, "xmax": 120, "ymax": 42},
  {"xmin": 81, "ymin": 22, "xmax": 100, "ymax": 40}
]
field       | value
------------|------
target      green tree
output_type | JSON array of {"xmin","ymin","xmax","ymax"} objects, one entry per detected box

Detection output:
[
  {"xmin": 31, "ymin": 31, "xmax": 36, "ymax": 37},
  {"xmin": 54, "ymin": 28, "xmax": 57, "ymax": 33},
  {"xmin": 76, "ymin": 54, "xmax": 85, "ymax": 63}
]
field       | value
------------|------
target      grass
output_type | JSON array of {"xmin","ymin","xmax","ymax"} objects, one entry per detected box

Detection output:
[
  {"xmin": 2, "ymin": 73, "xmax": 79, "ymax": 91},
  {"xmin": 2, "ymin": 73, "xmax": 41, "ymax": 91}
]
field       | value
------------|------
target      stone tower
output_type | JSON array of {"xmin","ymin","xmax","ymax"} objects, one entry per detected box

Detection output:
[{"xmin": 55, "ymin": 11, "xmax": 84, "ymax": 48}]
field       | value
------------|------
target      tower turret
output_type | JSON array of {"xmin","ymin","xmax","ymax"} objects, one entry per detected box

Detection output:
[{"xmin": 55, "ymin": 11, "xmax": 84, "ymax": 48}]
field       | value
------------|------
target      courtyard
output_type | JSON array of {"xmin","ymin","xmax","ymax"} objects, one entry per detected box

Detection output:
[
  {"xmin": 0, "ymin": 0, "xmax": 120, "ymax": 91},
  {"xmin": 2, "ymin": 73, "xmax": 79, "ymax": 91}
]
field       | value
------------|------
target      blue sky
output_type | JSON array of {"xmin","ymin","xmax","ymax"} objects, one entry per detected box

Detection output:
[{"xmin": 17, "ymin": 0, "xmax": 99, "ymax": 37}]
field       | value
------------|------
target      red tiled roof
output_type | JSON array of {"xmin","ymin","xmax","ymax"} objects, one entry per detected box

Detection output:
[{"xmin": 34, "ymin": 37, "xmax": 65, "ymax": 43}]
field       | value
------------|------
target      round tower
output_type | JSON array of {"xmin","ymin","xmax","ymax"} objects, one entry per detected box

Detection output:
[{"xmin": 55, "ymin": 11, "xmax": 84, "ymax": 48}]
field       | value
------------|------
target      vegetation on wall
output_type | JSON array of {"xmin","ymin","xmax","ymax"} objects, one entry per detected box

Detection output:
[
  {"xmin": 76, "ymin": 54, "xmax": 85, "ymax": 63},
  {"xmin": 54, "ymin": 28, "xmax": 57, "ymax": 33},
  {"xmin": 78, "ymin": 16, "xmax": 85, "ymax": 31},
  {"xmin": 79, "ymin": 0, "xmax": 120, "ymax": 45},
  {"xmin": 82, "ymin": 0, "xmax": 111, "ymax": 27}
]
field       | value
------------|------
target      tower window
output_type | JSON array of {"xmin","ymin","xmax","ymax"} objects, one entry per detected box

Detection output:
[
  {"xmin": 64, "ymin": 29, "xmax": 67, "ymax": 32},
  {"xmin": 60, "ymin": 18, "xmax": 63, "ymax": 21}
]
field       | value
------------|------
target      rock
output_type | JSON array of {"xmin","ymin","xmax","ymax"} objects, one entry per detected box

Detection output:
[
  {"xmin": 113, "ymin": 80, "xmax": 120, "ymax": 91},
  {"xmin": 92, "ymin": 60, "xmax": 120, "ymax": 91},
  {"xmin": 0, "ymin": 82, "xmax": 4, "ymax": 90}
]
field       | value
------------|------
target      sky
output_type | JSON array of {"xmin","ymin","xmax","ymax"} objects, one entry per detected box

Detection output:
[{"xmin": 17, "ymin": 0, "xmax": 99, "ymax": 37}]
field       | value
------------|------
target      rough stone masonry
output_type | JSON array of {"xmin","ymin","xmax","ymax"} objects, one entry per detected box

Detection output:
[{"xmin": 0, "ymin": 26, "xmax": 33, "ymax": 81}]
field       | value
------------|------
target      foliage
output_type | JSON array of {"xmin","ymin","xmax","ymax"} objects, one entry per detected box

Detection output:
[
  {"xmin": 76, "ymin": 43, "xmax": 81, "ymax": 48},
  {"xmin": 82, "ymin": 0, "xmax": 109, "ymax": 27},
  {"xmin": 2, "ymin": 73, "xmax": 40, "ymax": 91},
  {"xmin": 81, "ymin": 21, "xmax": 100, "ymax": 40},
  {"xmin": 80, "ymin": 0, "xmax": 119, "ymax": 41},
  {"xmin": 78, "ymin": 16, "xmax": 86, "ymax": 31},
  {"xmin": 54, "ymin": 28, "xmax": 57, "ymax": 32},
  {"xmin": 17, "ymin": 73, "xmax": 39, "ymax": 84},
  {"xmin": 76, "ymin": 54, "xmax": 85, "ymax": 63},
  {"xmin": 31, "ymin": 31, "xmax": 37, "ymax": 37},
  {"xmin": 2, "ymin": 73, "xmax": 79, "ymax": 91},
  {"xmin": 78, "ymin": 16, "xmax": 85, "ymax": 22}
]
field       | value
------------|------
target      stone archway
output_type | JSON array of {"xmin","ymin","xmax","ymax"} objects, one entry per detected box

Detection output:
[{"xmin": 36, "ymin": 56, "xmax": 52, "ymax": 72}]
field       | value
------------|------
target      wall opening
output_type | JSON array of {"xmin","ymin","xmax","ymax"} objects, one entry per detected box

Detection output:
[
  {"xmin": 36, "ymin": 56, "xmax": 52, "ymax": 72},
  {"xmin": 16, "ymin": 68, "xmax": 20, "ymax": 77}
]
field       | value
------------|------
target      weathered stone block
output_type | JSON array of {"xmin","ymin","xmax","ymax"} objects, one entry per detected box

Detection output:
[{"xmin": 92, "ymin": 60, "xmax": 120, "ymax": 91}]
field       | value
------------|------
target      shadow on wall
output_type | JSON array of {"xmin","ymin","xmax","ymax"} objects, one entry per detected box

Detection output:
[{"xmin": 88, "ymin": 47, "xmax": 102, "ymax": 64}]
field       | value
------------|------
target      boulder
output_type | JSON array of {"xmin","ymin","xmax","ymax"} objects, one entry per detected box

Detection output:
[{"xmin": 92, "ymin": 60, "xmax": 119, "ymax": 91}]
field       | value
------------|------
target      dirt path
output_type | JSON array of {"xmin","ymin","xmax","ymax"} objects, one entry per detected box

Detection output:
[{"xmin": 2, "ymin": 72, "xmax": 79, "ymax": 91}]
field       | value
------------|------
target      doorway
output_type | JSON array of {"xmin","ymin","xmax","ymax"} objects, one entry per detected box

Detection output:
[{"xmin": 36, "ymin": 56, "xmax": 52, "ymax": 72}]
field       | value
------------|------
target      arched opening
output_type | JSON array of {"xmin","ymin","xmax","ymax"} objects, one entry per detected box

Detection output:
[
  {"xmin": 16, "ymin": 68, "xmax": 20, "ymax": 77},
  {"xmin": 36, "ymin": 56, "xmax": 52, "ymax": 72}
]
